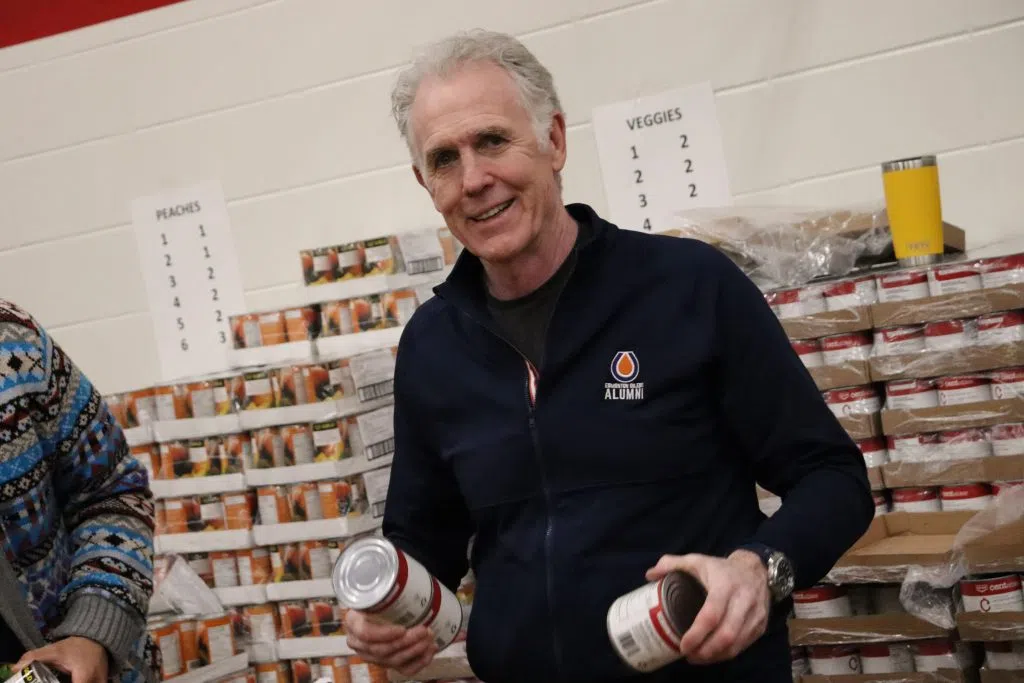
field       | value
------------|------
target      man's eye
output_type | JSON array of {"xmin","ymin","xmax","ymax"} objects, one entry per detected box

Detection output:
[
  {"xmin": 433, "ymin": 151, "xmax": 456, "ymax": 168},
  {"xmin": 482, "ymin": 135, "xmax": 505, "ymax": 147}
]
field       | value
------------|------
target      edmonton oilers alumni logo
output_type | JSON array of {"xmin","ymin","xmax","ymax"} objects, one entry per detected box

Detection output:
[{"xmin": 606, "ymin": 351, "xmax": 644, "ymax": 400}]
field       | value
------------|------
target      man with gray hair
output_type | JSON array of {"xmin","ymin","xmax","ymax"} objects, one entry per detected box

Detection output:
[{"xmin": 344, "ymin": 29, "xmax": 872, "ymax": 683}]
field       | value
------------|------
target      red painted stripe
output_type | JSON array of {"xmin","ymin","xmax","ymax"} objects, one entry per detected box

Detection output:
[{"xmin": 1, "ymin": 0, "xmax": 187, "ymax": 49}]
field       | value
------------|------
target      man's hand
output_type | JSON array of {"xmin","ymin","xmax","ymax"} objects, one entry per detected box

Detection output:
[
  {"xmin": 343, "ymin": 609, "xmax": 437, "ymax": 676},
  {"xmin": 645, "ymin": 550, "xmax": 770, "ymax": 665},
  {"xmin": 15, "ymin": 636, "xmax": 109, "ymax": 683}
]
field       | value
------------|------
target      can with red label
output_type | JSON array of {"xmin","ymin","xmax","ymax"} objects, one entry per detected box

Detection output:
[
  {"xmin": 820, "ymin": 333, "xmax": 873, "ymax": 365},
  {"xmin": 860, "ymin": 643, "xmax": 915, "ymax": 674},
  {"xmin": 924, "ymin": 318, "xmax": 977, "ymax": 351},
  {"xmin": 889, "ymin": 433, "xmax": 942, "ymax": 463},
  {"xmin": 857, "ymin": 438, "xmax": 889, "ymax": 468},
  {"xmin": 992, "ymin": 367, "xmax": 1024, "ymax": 401},
  {"xmin": 766, "ymin": 287, "xmax": 823, "ymax": 320},
  {"xmin": 990, "ymin": 423, "xmax": 1024, "ymax": 457},
  {"xmin": 961, "ymin": 574, "xmax": 1024, "ymax": 613},
  {"xmin": 792, "ymin": 584, "xmax": 852, "ymax": 619},
  {"xmin": 873, "ymin": 492, "xmax": 890, "ymax": 517},
  {"xmin": 937, "ymin": 375, "xmax": 992, "ymax": 406},
  {"xmin": 992, "ymin": 481, "xmax": 1024, "ymax": 496},
  {"xmin": 302, "ymin": 364, "xmax": 337, "ymax": 403},
  {"xmin": 912, "ymin": 639, "xmax": 965, "ymax": 672},
  {"xmin": 984, "ymin": 641, "xmax": 1024, "ymax": 671},
  {"xmin": 928, "ymin": 262, "xmax": 982, "ymax": 296},
  {"xmin": 979, "ymin": 253, "xmax": 1024, "ymax": 288},
  {"xmin": 791, "ymin": 339, "xmax": 824, "ymax": 369},
  {"xmin": 939, "ymin": 428, "xmax": 992, "ymax": 460},
  {"xmin": 886, "ymin": 378, "xmax": 939, "ymax": 410},
  {"xmin": 876, "ymin": 269, "xmax": 930, "ymax": 303},
  {"xmin": 605, "ymin": 571, "xmax": 707, "ymax": 673},
  {"xmin": 873, "ymin": 325, "xmax": 926, "ymax": 356},
  {"xmin": 892, "ymin": 487, "xmax": 941, "ymax": 512},
  {"xmin": 823, "ymin": 385, "xmax": 882, "ymax": 418},
  {"xmin": 808, "ymin": 645, "xmax": 861, "ymax": 675},
  {"xmin": 822, "ymin": 276, "xmax": 878, "ymax": 310},
  {"xmin": 940, "ymin": 483, "xmax": 992, "ymax": 511},
  {"xmin": 978, "ymin": 310, "xmax": 1024, "ymax": 346},
  {"xmin": 791, "ymin": 648, "xmax": 810, "ymax": 678},
  {"xmin": 309, "ymin": 599, "xmax": 344, "ymax": 637}
]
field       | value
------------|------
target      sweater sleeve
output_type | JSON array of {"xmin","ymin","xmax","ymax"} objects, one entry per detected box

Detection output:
[
  {"xmin": 707, "ymin": 251, "xmax": 875, "ymax": 588},
  {"xmin": 382, "ymin": 324, "xmax": 474, "ymax": 593},
  {"xmin": 18, "ymin": 310, "xmax": 154, "ymax": 669}
]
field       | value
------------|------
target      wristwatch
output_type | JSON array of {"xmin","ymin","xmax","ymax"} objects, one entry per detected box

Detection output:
[{"xmin": 738, "ymin": 543, "xmax": 795, "ymax": 604}]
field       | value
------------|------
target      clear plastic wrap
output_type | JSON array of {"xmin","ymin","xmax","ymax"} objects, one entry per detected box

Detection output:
[
  {"xmin": 669, "ymin": 204, "xmax": 892, "ymax": 289},
  {"xmin": 900, "ymin": 486, "xmax": 1024, "ymax": 631},
  {"xmin": 154, "ymin": 553, "xmax": 226, "ymax": 616}
]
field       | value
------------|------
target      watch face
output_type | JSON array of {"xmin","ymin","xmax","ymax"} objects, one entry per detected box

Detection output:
[{"xmin": 768, "ymin": 552, "xmax": 795, "ymax": 601}]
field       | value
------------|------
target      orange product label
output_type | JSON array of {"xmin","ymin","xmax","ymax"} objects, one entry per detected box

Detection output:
[
  {"xmin": 283, "ymin": 424, "xmax": 316, "ymax": 466},
  {"xmin": 383, "ymin": 289, "xmax": 418, "ymax": 327},
  {"xmin": 256, "ymin": 486, "xmax": 291, "ymax": 525},
  {"xmin": 237, "ymin": 547, "xmax": 272, "ymax": 586},
  {"xmin": 197, "ymin": 613, "xmax": 236, "ymax": 666},
  {"xmin": 253, "ymin": 427, "xmax": 287, "ymax": 469},
  {"xmin": 160, "ymin": 441, "xmax": 190, "ymax": 480},
  {"xmin": 278, "ymin": 601, "xmax": 311, "ymax": 639},
  {"xmin": 223, "ymin": 492, "xmax": 254, "ymax": 530},
  {"xmin": 258, "ymin": 311, "xmax": 287, "ymax": 346},
  {"xmin": 152, "ymin": 621, "xmax": 183, "ymax": 680},
  {"xmin": 162, "ymin": 497, "xmax": 189, "ymax": 535},
  {"xmin": 322, "ymin": 300, "xmax": 355, "ymax": 337},
  {"xmin": 310, "ymin": 599, "xmax": 344, "ymax": 637},
  {"xmin": 350, "ymin": 295, "xmax": 385, "ymax": 333},
  {"xmin": 127, "ymin": 387, "xmax": 157, "ymax": 427},
  {"xmin": 107, "ymin": 392, "xmax": 130, "ymax": 430},
  {"xmin": 276, "ymin": 365, "xmax": 309, "ymax": 407},
  {"xmin": 304, "ymin": 364, "xmax": 338, "ymax": 403},
  {"xmin": 224, "ymin": 432, "xmax": 254, "ymax": 472},
  {"xmin": 285, "ymin": 306, "xmax": 320, "ymax": 342},
  {"xmin": 154, "ymin": 500, "xmax": 167, "ymax": 535},
  {"xmin": 131, "ymin": 443, "xmax": 160, "ymax": 481},
  {"xmin": 177, "ymin": 619, "xmax": 200, "ymax": 672},
  {"xmin": 243, "ymin": 371, "xmax": 278, "ymax": 411},
  {"xmin": 335, "ymin": 242, "xmax": 365, "ymax": 279}
]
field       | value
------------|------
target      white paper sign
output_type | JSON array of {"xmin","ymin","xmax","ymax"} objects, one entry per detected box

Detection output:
[
  {"xmin": 131, "ymin": 181, "xmax": 246, "ymax": 382},
  {"xmin": 592, "ymin": 82, "xmax": 732, "ymax": 233}
]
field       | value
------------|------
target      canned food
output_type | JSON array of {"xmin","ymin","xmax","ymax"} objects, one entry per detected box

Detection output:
[
  {"xmin": 180, "ymin": 438, "xmax": 211, "ymax": 478},
  {"xmin": 766, "ymin": 287, "xmax": 824, "ymax": 319},
  {"xmin": 271, "ymin": 545, "xmax": 302, "ymax": 583},
  {"xmin": 873, "ymin": 492, "xmax": 890, "ymax": 517},
  {"xmin": 820, "ymin": 332, "xmax": 872, "ymax": 365},
  {"xmin": 186, "ymin": 378, "xmax": 234, "ymax": 419},
  {"xmin": 231, "ymin": 314, "xmax": 263, "ymax": 349},
  {"xmin": 312, "ymin": 420, "xmax": 348, "ymax": 462},
  {"xmin": 285, "ymin": 306, "xmax": 321, "ymax": 342},
  {"xmin": 223, "ymin": 491, "xmax": 255, "ymax": 530},
  {"xmin": 979, "ymin": 253, "xmax": 1024, "ymax": 288},
  {"xmin": 183, "ymin": 497, "xmax": 203, "ymax": 533},
  {"xmin": 822, "ymin": 276, "xmax": 878, "ymax": 310},
  {"xmin": 856, "ymin": 438, "xmax": 889, "ymax": 468},
  {"xmin": 243, "ymin": 604, "xmax": 279, "ymax": 644},
  {"xmin": 992, "ymin": 367, "xmax": 1024, "ymax": 401},
  {"xmin": 131, "ymin": 444, "xmax": 160, "ymax": 481},
  {"xmin": 961, "ymin": 574, "xmax": 1024, "ymax": 613},
  {"xmin": 224, "ymin": 432, "xmax": 253, "ymax": 473},
  {"xmin": 383, "ymin": 289, "xmax": 419, "ymax": 327},
  {"xmin": 873, "ymin": 325, "xmax": 926, "ymax": 356},
  {"xmin": 984, "ymin": 641, "xmax": 1024, "ymax": 671},
  {"xmin": 254, "ymin": 662, "xmax": 290, "ymax": 683},
  {"xmin": 790, "ymin": 647, "xmax": 810, "ymax": 678},
  {"xmin": 860, "ymin": 643, "xmax": 915, "ymax": 674},
  {"xmin": 301, "ymin": 541, "xmax": 335, "ymax": 581},
  {"xmin": 928, "ymin": 262, "xmax": 982, "ymax": 296},
  {"xmin": 187, "ymin": 553, "xmax": 214, "ymax": 587},
  {"xmin": 302, "ymin": 247, "xmax": 339, "ymax": 285},
  {"xmin": 978, "ymin": 310, "xmax": 1024, "ymax": 346},
  {"xmin": 257, "ymin": 486, "xmax": 291, "ymax": 525},
  {"xmin": 198, "ymin": 494, "xmax": 226, "ymax": 531},
  {"xmin": 290, "ymin": 482, "xmax": 323, "ymax": 522},
  {"xmin": 892, "ymin": 487, "xmax": 941, "ymax": 512},
  {"xmin": 282, "ymin": 424, "xmax": 316, "ymax": 466},
  {"xmin": 329, "ymin": 358, "xmax": 356, "ymax": 398},
  {"xmin": 162, "ymin": 497, "xmax": 189, "ymax": 535},
  {"xmin": 889, "ymin": 433, "xmax": 942, "ymax": 463},
  {"xmin": 822, "ymin": 385, "xmax": 882, "ymax": 417},
  {"xmin": 152, "ymin": 620, "xmax": 183, "ymax": 680},
  {"xmin": 886, "ymin": 379, "xmax": 939, "ymax": 411},
  {"xmin": 154, "ymin": 383, "xmax": 190, "ymax": 421},
  {"xmin": 243, "ymin": 371, "xmax": 278, "ymax": 411},
  {"xmin": 177, "ymin": 618, "xmax": 199, "ymax": 672},
  {"xmin": 303, "ymin": 364, "xmax": 339, "ymax": 403},
  {"xmin": 257, "ymin": 312, "xmax": 287, "ymax": 346},
  {"xmin": 939, "ymin": 429, "xmax": 991, "ymax": 460},
  {"xmin": 351, "ymin": 295, "xmax": 385, "ymax": 332},
  {"xmin": 604, "ymin": 570, "xmax": 706, "ymax": 673},
  {"xmin": 346, "ymin": 658, "xmax": 389, "ymax": 683},
  {"xmin": 278, "ymin": 601, "xmax": 312, "ymax": 638},
  {"xmin": 808, "ymin": 645, "xmax": 861, "ymax": 675},
  {"xmin": 937, "ymin": 375, "xmax": 992, "ymax": 406},
  {"xmin": 237, "ymin": 548, "xmax": 272, "ymax": 586},
  {"xmin": 197, "ymin": 613, "xmax": 236, "ymax": 665},
  {"xmin": 362, "ymin": 236, "xmax": 400, "ymax": 276},
  {"xmin": 335, "ymin": 242, "xmax": 365, "ymax": 280},
  {"xmin": 319, "ymin": 658, "xmax": 350, "ymax": 683},
  {"xmin": 318, "ymin": 479, "xmax": 359, "ymax": 519},
  {"xmin": 876, "ymin": 269, "xmax": 930, "ymax": 303},
  {"xmin": 912, "ymin": 639, "xmax": 965, "ymax": 672},
  {"xmin": 924, "ymin": 318, "xmax": 977, "ymax": 351},
  {"xmin": 990, "ymin": 423, "xmax": 1024, "ymax": 457},
  {"xmin": 107, "ymin": 392, "xmax": 131, "ymax": 430},
  {"xmin": 792, "ymin": 584, "xmax": 852, "ymax": 619},
  {"xmin": 289, "ymin": 660, "xmax": 315, "ymax": 683},
  {"xmin": 333, "ymin": 537, "xmax": 463, "ymax": 650},
  {"xmin": 322, "ymin": 300, "xmax": 355, "ymax": 337},
  {"xmin": 310, "ymin": 599, "xmax": 344, "ymax": 636},
  {"xmin": 210, "ymin": 551, "xmax": 240, "ymax": 588},
  {"xmin": 253, "ymin": 427, "xmax": 287, "ymax": 469},
  {"xmin": 128, "ymin": 388, "xmax": 157, "ymax": 427},
  {"xmin": 940, "ymin": 483, "xmax": 992, "ymax": 511},
  {"xmin": 154, "ymin": 500, "xmax": 167, "ymax": 535},
  {"xmin": 276, "ymin": 366, "xmax": 310, "ymax": 407},
  {"xmin": 790, "ymin": 339, "xmax": 824, "ymax": 369}
]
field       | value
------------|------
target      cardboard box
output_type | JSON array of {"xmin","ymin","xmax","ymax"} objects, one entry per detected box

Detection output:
[
  {"xmin": 869, "ymin": 343, "xmax": 1024, "ymax": 383},
  {"xmin": 963, "ymin": 517, "xmax": 1024, "ymax": 575},
  {"xmin": 957, "ymin": 612, "xmax": 1024, "ymax": 642},
  {"xmin": 880, "ymin": 399, "xmax": 1024, "ymax": 437},
  {"xmin": 840, "ymin": 412, "xmax": 884, "ymax": 441},
  {"xmin": 812, "ymin": 361, "xmax": 873, "ymax": 391},
  {"xmin": 827, "ymin": 512, "xmax": 975, "ymax": 584},
  {"xmin": 801, "ymin": 670, "xmax": 975, "ymax": 683},
  {"xmin": 868, "ymin": 466, "xmax": 885, "ymax": 491},
  {"xmin": 782, "ymin": 307, "xmax": 873, "ymax": 340},
  {"xmin": 871, "ymin": 284, "xmax": 1024, "ymax": 328},
  {"xmin": 881, "ymin": 454, "xmax": 1024, "ymax": 489},
  {"xmin": 789, "ymin": 613, "xmax": 951, "ymax": 646},
  {"xmin": 980, "ymin": 670, "xmax": 1024, "ymax": 683}
]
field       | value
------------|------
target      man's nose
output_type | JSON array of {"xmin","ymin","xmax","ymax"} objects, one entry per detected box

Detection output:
[{"xmin": 461, "ymin": 152, "xmax": 493, "ymax": 195}]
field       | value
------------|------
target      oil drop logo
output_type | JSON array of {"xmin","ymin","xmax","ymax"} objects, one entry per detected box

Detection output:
[{"xmin": 606, "ymin": 351, "xmax": 644, "ymax": 400}]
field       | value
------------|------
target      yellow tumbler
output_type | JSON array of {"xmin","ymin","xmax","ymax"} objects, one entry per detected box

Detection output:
[{"xmin": 881, "ymin": 155, "xmax": 944, "ymax": 266}]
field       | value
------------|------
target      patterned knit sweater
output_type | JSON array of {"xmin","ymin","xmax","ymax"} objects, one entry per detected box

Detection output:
[{"xmin": 0, "ymin": 301, "xmax": 157, "ymax": 682}]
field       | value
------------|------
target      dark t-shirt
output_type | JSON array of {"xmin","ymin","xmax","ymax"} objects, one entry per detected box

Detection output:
[
  {"xmin": 485, "ymin": 225, "xmax": 584, "ymax": 369},
  {"xmin": 0, "ymin": 614, "xmax": 26, "ymax": 664}
]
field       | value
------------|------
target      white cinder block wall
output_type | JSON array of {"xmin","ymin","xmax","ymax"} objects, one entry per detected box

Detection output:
[{"xmin": 2, "ymin": 0, "xmax": 1023, "ymax": 393}]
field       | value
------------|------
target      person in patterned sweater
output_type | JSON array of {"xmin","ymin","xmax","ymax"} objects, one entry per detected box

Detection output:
[{"xmin": 0, "ymin": 300, "xmax": 158, "ymax": 683}]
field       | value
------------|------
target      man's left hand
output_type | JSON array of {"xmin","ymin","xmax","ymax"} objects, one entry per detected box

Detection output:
[
  {"xmin": 645, "ymin": 550, "xmax": 770, "ymax": 665},
  {"xmin": 15, "ymin": 636, "xmax": 109, "ymax": 683}
]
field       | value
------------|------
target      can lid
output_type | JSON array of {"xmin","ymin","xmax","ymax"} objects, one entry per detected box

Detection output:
[
  {"xmin": 662, "ymin": 570, "xmax": 707, "ymax": 638},
  {"xmin": 882, "ymin": 155, "xmax": 937, "ymax": 172},
  {"xmin": 332, "ymin": 537, "xmax": 401, "ymax": 610}
]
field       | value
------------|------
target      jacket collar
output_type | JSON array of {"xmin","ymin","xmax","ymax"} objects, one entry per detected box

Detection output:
[{"xmin": 434, "ymin": 203, "xmax": 612, "ymax": 317}]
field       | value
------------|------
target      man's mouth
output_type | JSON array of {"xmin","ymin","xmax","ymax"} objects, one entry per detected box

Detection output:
[{"xmin": 470, "ymin": 199, "xmax": 514, "ymax": 222}]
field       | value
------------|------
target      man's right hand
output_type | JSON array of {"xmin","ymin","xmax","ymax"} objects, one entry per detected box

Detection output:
[{"xmin": 343, "ymin": 609, "xmax": 438, "ymax": 676}]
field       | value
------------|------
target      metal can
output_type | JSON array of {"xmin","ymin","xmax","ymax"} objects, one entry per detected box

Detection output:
[
  {"xmin": 790, "ymin": 339, "xmax": 824, "ymax": 369},
  {"xmin": 991, "ymin": 367, "xmax": 1024, "ymax": 401},
  {"xmin": 383, "ymin": 289, "xmax": 419, "ymax": 327},
  {"xmin": 876, "ymin": 269, "xmax": 931, "ymax": 302},
  {"xmin": 282, "ymin": 424, "xmax": 316, "ymax": 466},
  {"xmin": 127, "ymin": 387, "xmax": 158, "ymax": 427},
  {"xmin": 961, "ymin": 574, "xmax": 1024, "ymax": 613},
  {"xmin": 197, "ymin": 613, "xmax": 236, "ymax": 665},
  {"xmin": 276, "ymin": 366, "xmax": 310, "ymax": 407},
  {"xmin": 237, "ymin": 548, "xmax": 272, "ymax": 586},
  {"xmin": 256, "ymin": 486, "xmax": 291, "ymax": 525},
  {"xmin": 243, "ymin": 603, "xmax": 280, "ymax": 645},
  {"xmin": 873, "ymin": 325, "xmax": 926, "ymax": 356},
  {"xmin": 822, "ymin": 276, "xmax": 878, "ymax": 310},
  {"xmin": 312, "ymin": 420, "xmax": 347, "ymax": 462},
  {"xmin": 351, "ymin": 295, "xmax": 385, "ymax": 332},
  {"xmin": 989, "ymin": 423, "xmax": 1024, "ymax": 457},
  {"xmin": 924, "ymin": 318, "xmax": 977, "ymax": 351},
  {"xmin": 151, "ymin": 620, "xmax": 183, "ymax": 680},
  {"xmin": 303, "ymin": 364, "xmax": 339, "ymax": 403},
  {"xmin": 937, "ymin": 375, "xmax": 992, "ymax": 406},
  {"xmin": 820, "ymin": 332, "xmax": 872, "ymax": 365},
  {"xmin": 243, "ymin": 371, "xmax": 278, "ymax": 411},
  {"xmin": 253, "ymin": 427, "xmax": 287, "ymax": 469},
  {"xmin": 808, "ymin": 645, "xmax": 862, "ymax": 675},
  {"xmin": 856, "ymin": 438, "xmax": 889, "ymax": 468},
  {"xmin": 285, "ymin": 306, "xmax": 321, "ymax": 342},
  {"xmin": 231, "ymin": 314, "xmax": 262, "ymax": 349},
  {"xmin": 606, "ymin": 571, "xmax": 706, "ymax": 673},
  {"xmin": 271, "ymin": 545, "xmax": 302, "ymax": 583},
  {"xmin": 940, "ymin": 483, "xmax": 993, "ymax": 511},
  {"xmin": 978, "ymin": 310, "xmax": 1024, "ymax": 346},
  {"xmin": 939, "ymin": 428, "xmax": 991, "ymax": 460},
  {"xmin": 210, "ymin": 551, "xmax": 240, "ymax": 589},
  {"xmin": 928, "ymin": 262, "xmax": 982, "ymax": 296},
  {"xmin": 860, "ymin": 643, "xmax": 915, "ymax": 674},
  {"xmin": 278, "ymin": 601, "xmax": 311, "ymax": 639},
  {"xmin": 223, "ymin": 491, "xmax": 255, "ymax": 530},
  {"xmin": 154, "ymin": 383, "xmax": 191, "ymax": 421},
  {"xmin": 322, "ymin": 300, "xmax": 355, "ymax": 337},
  {"xmin": 790, "ymin": 647, "xmax": 810, "ymax": 679},
  {"xmin": 766, "ymin": 287, "xmax": 820, "ymax": 319},
  {"xmin": 886, "ymin": 379, "xmax": 939, "ymax": 411},
  {"xmin": 301, "ymin": 540, "xmax": 334, "ymax": 581},
  {"xmin": 822, "ymin": 385, "xmax": 882, "ymax": 418},
  {"xmin": 335, "ymin": 242, "xmax": 365, "ymax": 280},
  {"xmin": 362, "ymin": 236, "xmax": 400, "ymax": 276},
  {"xmin": 979, "ymin": 253, "xmax": 1024, "ymax": 289},
  {"xmin": 889, "ymin": 433, "xmax": 942, "ymax": 463},
  {"xmin": 892, "ymin": 487, "xmax": 941, "ymax": 512},
  {"xmin": 310, "ymin": 599, "xmax": 344, "ymax": 637},
  {"xmin": 290, "ymin": 482, "xmax": 323, "ymax": 522},
  {"xmin": 912, "ymin": 639, "xmax": 965, "ymax": 672},
  {"xmin": 792, "ymin": 584, "xmax": 852, "ymax": 619},
  {"xmin": 198, "ymin": 494, "xmax": 226, "ymax": 531},
  {"xmin": 302, "ymin": 247, "xmax": 339, "ymax": 285},
  {"xmin": 159, "ymin": 441, "xmax": 189, "ymax": 480}
]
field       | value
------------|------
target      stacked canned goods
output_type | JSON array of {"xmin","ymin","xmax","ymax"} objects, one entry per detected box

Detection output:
[
  {"xmin": 156, "ymin": 490, "xmax": 255, "ymax": 535},
  {"xmin": 148, "ymin": 611, "xmax": 240, "ymax": 680},
  {"xmin": 299, "ymin": 228, "xmax": 458, "ymax": 287}
]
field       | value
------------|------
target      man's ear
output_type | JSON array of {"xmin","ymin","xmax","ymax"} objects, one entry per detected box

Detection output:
[
  {"xmin": 548, "ymin": 111, "xmax": 568, "ymax": 173},
  {"xmin": 413, "ymin": 164, "xmax": 433, "ymax": 197}
]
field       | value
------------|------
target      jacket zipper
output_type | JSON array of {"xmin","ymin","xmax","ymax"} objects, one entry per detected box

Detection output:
[{"xmin": 522, "ymin": 360, "xmax": 564, "ymax": 675}]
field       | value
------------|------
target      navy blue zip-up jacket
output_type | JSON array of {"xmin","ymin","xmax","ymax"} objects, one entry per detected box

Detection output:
[{"xmin": 383, "ymin": 204, "xmax": 873, "ymax": 683}]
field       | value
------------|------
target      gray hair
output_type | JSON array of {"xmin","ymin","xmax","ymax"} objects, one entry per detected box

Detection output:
[{"xmin": 391, "ymin": 29, "xmax": 563, "ymax": 166}]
